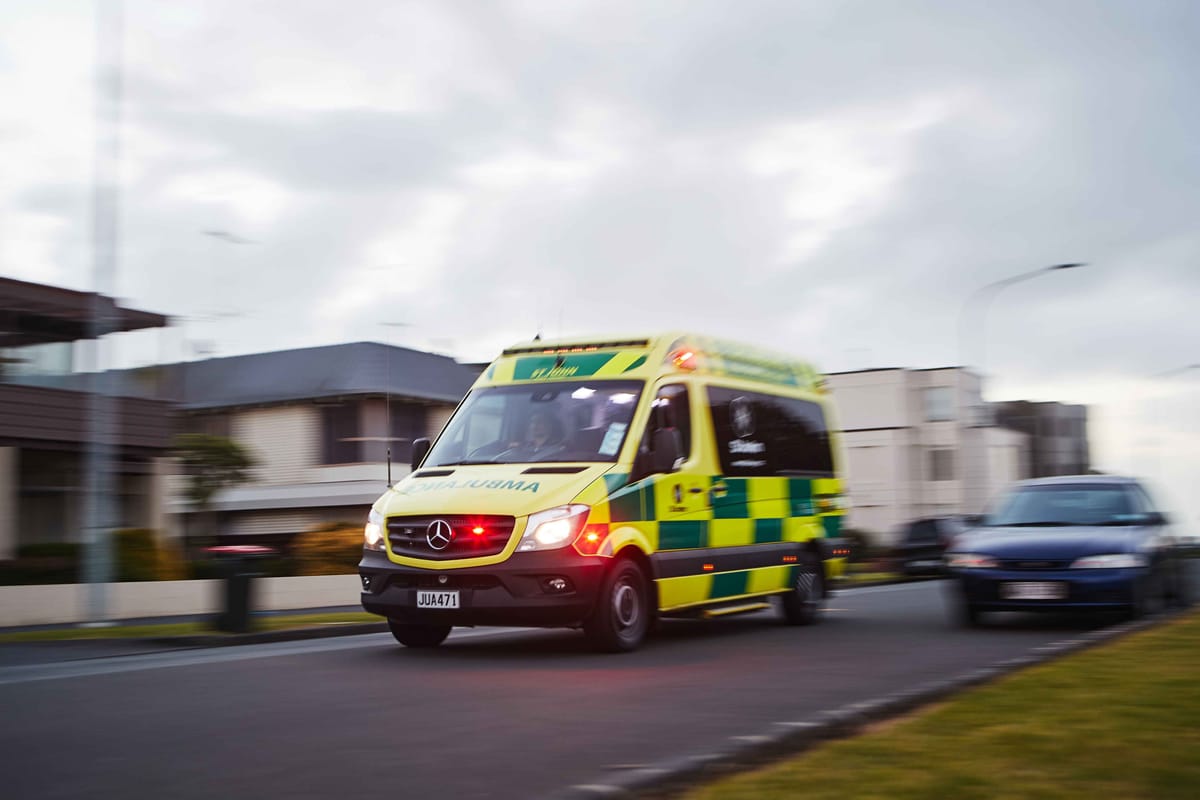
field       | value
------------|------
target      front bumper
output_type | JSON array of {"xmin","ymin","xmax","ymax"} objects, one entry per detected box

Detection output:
[
  {"xmin": 359, "ymin": 548, "xmax": 608, "ymax": 627},
  {"xmin": 949, "ymin": 566, "xmax": 1143, "ymax": 610}
]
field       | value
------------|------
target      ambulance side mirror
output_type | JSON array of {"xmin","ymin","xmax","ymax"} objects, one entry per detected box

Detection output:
[{"xmin": 411, "ymin": 438, "xmax": 432, "ymax": 471}]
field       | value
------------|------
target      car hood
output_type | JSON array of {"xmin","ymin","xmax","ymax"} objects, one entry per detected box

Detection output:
[
  {"xmin": 953, "ymin": 526, "xmax": 1154, "ymax": 559},
  {"xmin": 375, "ymin": 463, "xmax": 617, "ymax": 518}
]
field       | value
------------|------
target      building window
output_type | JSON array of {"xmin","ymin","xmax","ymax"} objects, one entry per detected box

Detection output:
[
  {"xmin": 388, "ymin": 403, "xmax": 426, "ymax": 464},
  {"xmin": 929, "ymin": 448, "xmax": 955, "ymax": 481},
  {"xmin": 321, "ymin": 403, "xmax": 360, "ymax": 464},
  {"xmin": 924, "ymin": 387, "xmax": 954, "ymax": 422}
]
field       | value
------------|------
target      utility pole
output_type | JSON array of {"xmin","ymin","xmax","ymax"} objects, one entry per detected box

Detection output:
[{"xmin": 81, "ymin": 0, "xmax": 123, "ymax": 625}]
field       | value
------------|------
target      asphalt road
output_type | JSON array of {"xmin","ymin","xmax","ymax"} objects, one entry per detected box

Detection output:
[{"xmin": 0, "ymin": 579, "xmax": 1156, "ymax": 799}]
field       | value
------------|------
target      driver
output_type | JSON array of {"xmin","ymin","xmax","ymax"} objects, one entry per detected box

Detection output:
[{"xmin": 501, "ymin": 410, "xmax": 565, "ymax": 461}]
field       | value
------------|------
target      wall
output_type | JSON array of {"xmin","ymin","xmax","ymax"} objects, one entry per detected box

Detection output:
[
  {"xmin": 0, "ymin": 574, "xmax": 363, "ymax": 626},
  {"xmin": 232, "ymin": 405, "xmax": 319, "ymax": 485}
]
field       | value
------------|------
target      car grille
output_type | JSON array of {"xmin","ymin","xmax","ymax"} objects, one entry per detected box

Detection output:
[
  {"xmin": 998, "ymin": 558, "xmax": 1072, "ymax": 571},
  {"xmin": 386, "ymin": 515, "xmax": 516, "ymax": 560}
]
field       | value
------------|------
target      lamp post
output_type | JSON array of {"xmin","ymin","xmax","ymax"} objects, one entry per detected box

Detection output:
[
  {"xmin": 955, "ymin": 263, "xmax": 1086, "ymax": 515},
  {"xmin": 81, "ymin": 0, "xmax": 124, "ymax": 626},
  {"xmin": 957, "ymin": 263, "xmax": 1087, "ymax": 374}
]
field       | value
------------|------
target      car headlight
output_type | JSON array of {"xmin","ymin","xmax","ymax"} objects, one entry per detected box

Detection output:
[
  {"xmin": 1070, "ymin": 553, "xmax": 1147, "ymax": 569},
  {"xmin": 946, "ymin": 553, "xmax": 998, "ymax": 569},
  {"xmin": 518, "ymin": 505, "xmax": 590, "ymax": 552},
  {"xmin": 364, "ymin": 508, "xmax": 385, "ymax": 551}
]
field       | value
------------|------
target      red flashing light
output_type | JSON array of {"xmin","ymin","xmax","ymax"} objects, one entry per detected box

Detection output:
[
  {"xmin": 472, "ymin": 526, "xmax": 485, "ymax": 535},
  {"xmin": 783, "ymin": 555, "xmax": 798, "ymax": 563},
  {"xmin": 572, "ymin": 523, "xmax": 609, "ymax": 556},
  {"xmin": 670, "ymin": 348, "xmax": 698, "ymax": 371}
]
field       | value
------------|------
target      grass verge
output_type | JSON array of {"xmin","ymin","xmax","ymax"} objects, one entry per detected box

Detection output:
[
  {"xmin": 686, "ymin": 609, "xmax": 1200, "ymax": 800},
  {"xmin": 0, "ymin": 611, "xmax": 381, "ymax": 642}
]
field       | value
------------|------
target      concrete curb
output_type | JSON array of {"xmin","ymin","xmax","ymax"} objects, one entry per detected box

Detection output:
[
  {"xmin": 544, "ymin": 613, "xmax": 1174, "ymax": 800},
  {"xmin": 148, "ymin": 621, "xmax": 389, "ymax": 647}
]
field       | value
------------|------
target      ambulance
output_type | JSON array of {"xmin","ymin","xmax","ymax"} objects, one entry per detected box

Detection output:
[{"xmin": 359, "ymin": 333, "xmax": 847, "ymax": 652}]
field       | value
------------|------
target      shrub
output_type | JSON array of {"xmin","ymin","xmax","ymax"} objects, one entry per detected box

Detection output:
[
  {"xmin": 0, "ymin": 532, "xmax": 184, "ymax": 584},
  {"xmin": 0, "ymin": 556, "xmax": 77, "ymax": 585},
  {"xmin": 291, "ymin": 524, "xmax": 363, "ymax": 576},
  {"xmin": 17, "ymin": 542, "xmax": 82, "ymax": 560},
  {"xmin": 114, "ymin": 529, "xmax": 186, "ymax": 582}
]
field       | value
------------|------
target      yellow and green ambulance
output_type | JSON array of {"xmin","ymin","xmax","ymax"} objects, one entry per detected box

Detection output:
[{"xmin": 359, "ymin": 333, "xmax": 847, "ymax": 651}]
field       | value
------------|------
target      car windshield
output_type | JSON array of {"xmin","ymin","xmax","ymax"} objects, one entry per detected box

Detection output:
[
  {"xmin": 984, "ymin": 484, "xmax": 1144, "ymax": 527},
  {"xmin": 425, "ymin": 380, "xmax": 644, "ymax": 466}
]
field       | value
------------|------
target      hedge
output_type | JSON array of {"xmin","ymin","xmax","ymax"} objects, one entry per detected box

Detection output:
[{"xmin": 291, "ymin": 523, "xmax": 364, "ymax": 576}]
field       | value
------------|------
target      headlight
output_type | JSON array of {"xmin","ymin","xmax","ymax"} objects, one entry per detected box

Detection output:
[
  {"xmin": 364, "ymin": 508, "xmax": 385, "ymax": 551},
  {"xmin": 518, "ymin": 505, "xmax": 590, "ymax": 552},
  {"xmin": 1070, "ymin": 553, "xmax": 1147, "ymax": 569},
  {"xmin": 946, "ymin": 553, "xmax": 998, "ymax": 569}
]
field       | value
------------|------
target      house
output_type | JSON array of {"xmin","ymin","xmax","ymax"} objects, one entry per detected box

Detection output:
[
  {"xmin": 144, "ymin": 343, "xmax": 481, "ymax": 545},
  {"xmin": 0, "ymin": 276, "xmax": 171, "ymax": 558}
]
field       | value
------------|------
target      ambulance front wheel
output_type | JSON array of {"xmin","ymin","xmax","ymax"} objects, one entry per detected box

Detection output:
[
  {"xmin": 388, "ymin": 619, "xmax": 452, "ymax": 648},
  {"xmin": 584, "ymin": 557, "xmax": 651, "ymax": 653},
  {"xmin": 780, "ymin": 551, "xmax": 824, "ymax": 625}
]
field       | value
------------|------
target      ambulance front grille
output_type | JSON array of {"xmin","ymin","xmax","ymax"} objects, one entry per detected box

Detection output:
[{"xmin": 386, "ymin": 515, "xmax": 516, "ymax": 560}]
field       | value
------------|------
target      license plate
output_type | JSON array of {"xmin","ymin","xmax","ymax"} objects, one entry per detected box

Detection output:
[
  {"xmin": 416, "ymin": 590, "xmax": 459, "ymax": 609},
  {"xmin": 1001, "ymin": 581, "xmax": 1067, "ymax": 600}
]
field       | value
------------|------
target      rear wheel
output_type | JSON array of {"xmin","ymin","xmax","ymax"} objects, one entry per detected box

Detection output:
[
  {"xmin": 388, "ymin": 619, "xmax": 452, "ymax": 648},
  {"xmin": 780, "ymin": 551, "xmax": 824, "ymax": 625},
  {"xmin": 958, "ymin": 601, "xmax": 983, "ymax": 628},
  {"xmin": 1127, "ymin": 568, "xmax": 1167, "ymax": 620},
  {"xmin": 1169, "ymin": 559, "xmax": 1193, "ymax": 608},
  {"xmin": 584, "ymin": 558, "xmax": 651, "ymax": 652}
]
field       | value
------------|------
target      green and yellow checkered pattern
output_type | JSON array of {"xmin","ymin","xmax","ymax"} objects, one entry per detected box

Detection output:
[{"xmin": 578, "ymin": 473, "xmax": 844, "ymax": 613}]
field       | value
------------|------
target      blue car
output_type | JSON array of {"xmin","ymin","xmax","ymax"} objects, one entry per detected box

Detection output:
[{"xmin": 945, "ymin": 475, "xmax": 1192, "ymax": 626}]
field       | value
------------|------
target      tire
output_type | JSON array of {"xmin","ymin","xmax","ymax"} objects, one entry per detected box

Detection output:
[
  {"xmin": 1169, "ymin": 559, "xmax": 1194, "ymax": 608},
  {"xmin": 1127, "ymin": 569, "xmax": 1166, "ymax": 620},
  {"xmin": 584, "ymin": 558, "xmax": 652, "ymax": 652},
  {"xmin": 388, "ymin": 619, "xmax": 452, "ymax": 648},
  {"xmin": 780, "ymin": 551, "xmax": 824, "ymax": 626},
  {"xmin": 958, "ymin": 601, "xmax": 983, "ymax": 628}
]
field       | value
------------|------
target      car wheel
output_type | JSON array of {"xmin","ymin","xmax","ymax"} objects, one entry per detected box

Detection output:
[
  {"xmin": 1168, "ymin": 560, "xmax": 1194, "ymax": 608},
  {"xmin": 1128, "ymin": 569, "xmax": 1167, "ymax": 620},
  {"xmin": 584, "ymin": 558, "xmax": 652, "ymax": 652},
  {"xmin": 780, "ymin": 551, "xmax": 825, "ymax": 626},
  {"xmin": 388, "ymin": 619, "xmax": 452, "ymax": 648},
  {"xmin": 958, "ymin": 600, "xmax": 983, "ymax": 628}
]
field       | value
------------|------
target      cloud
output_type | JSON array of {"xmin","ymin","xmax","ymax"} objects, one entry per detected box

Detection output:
[{"xmin": 2, "ymin": 0, "xmax": 1199, "ymax": 519}]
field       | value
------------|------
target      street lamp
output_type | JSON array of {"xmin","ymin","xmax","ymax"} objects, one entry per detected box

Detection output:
[
  {"xmin": 957, "ymin": 263, "xmax": 1087, "ymax": 374},
  {"xmin": 955, "ymin": 263, "xmax": 1086, "ymax": 515}
]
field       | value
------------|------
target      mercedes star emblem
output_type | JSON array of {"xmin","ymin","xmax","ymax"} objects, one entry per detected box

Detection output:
[{"xmin": 426, "ymin": 519, "xmax": 454, "ymax": 550}]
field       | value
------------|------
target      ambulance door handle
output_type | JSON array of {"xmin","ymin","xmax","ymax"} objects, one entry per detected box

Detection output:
[
  {"xmin": 688, "ymin": 487, "xmax": 705, "ymax": 494},
  {"xmin": 710, "ymin": 482, "xmax": 728, "ymax": 500}
]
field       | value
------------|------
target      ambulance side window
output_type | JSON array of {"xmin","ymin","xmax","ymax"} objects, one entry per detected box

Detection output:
[
  {"xmin": 634, "ymin": 384, "xmax": 691, "ymax": 477},
  {"xmin": 706, "ymin": 386, "xmax": 833, "ymax": 478}
]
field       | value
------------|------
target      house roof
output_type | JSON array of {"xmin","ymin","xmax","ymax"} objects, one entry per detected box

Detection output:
[
  {"xmin": 150, "ymin": 341, "xmax": 481, "ymax": 410},
  {"xmin": 0, "ymin": 276, "xmax": 167, "ymax": 346}
]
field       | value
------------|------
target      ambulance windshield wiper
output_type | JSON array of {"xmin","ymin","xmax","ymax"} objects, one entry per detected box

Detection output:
[{"xmin": 436, "ymin": 459, "xmax": 498, "ymax": 466}]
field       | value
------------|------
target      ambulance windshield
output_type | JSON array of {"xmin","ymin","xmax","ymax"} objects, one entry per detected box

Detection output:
[{"xmin": 427, "ymin": 380, "xmax": 644, "ymax": 465}]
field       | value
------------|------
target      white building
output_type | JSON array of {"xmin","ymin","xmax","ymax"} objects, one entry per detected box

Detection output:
[{"xmin": 826, "ymin": 367, "xmax": 1030, "ymax": 546}]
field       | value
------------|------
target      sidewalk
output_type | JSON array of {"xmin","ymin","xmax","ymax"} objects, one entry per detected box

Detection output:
[{"xmin": 0, "ymin": 604, "xmax": 389, "ymax": 658}]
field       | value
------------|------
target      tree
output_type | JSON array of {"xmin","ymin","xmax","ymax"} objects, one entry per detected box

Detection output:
[{"xmin": 173, "ymin": 433, "xmax": 255, "ymax": 545}]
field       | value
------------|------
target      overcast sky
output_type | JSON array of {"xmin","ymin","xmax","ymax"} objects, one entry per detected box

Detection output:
[{"xmin": 2, "ymin": 0, "xmax": 1198, "ymax": 521}]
